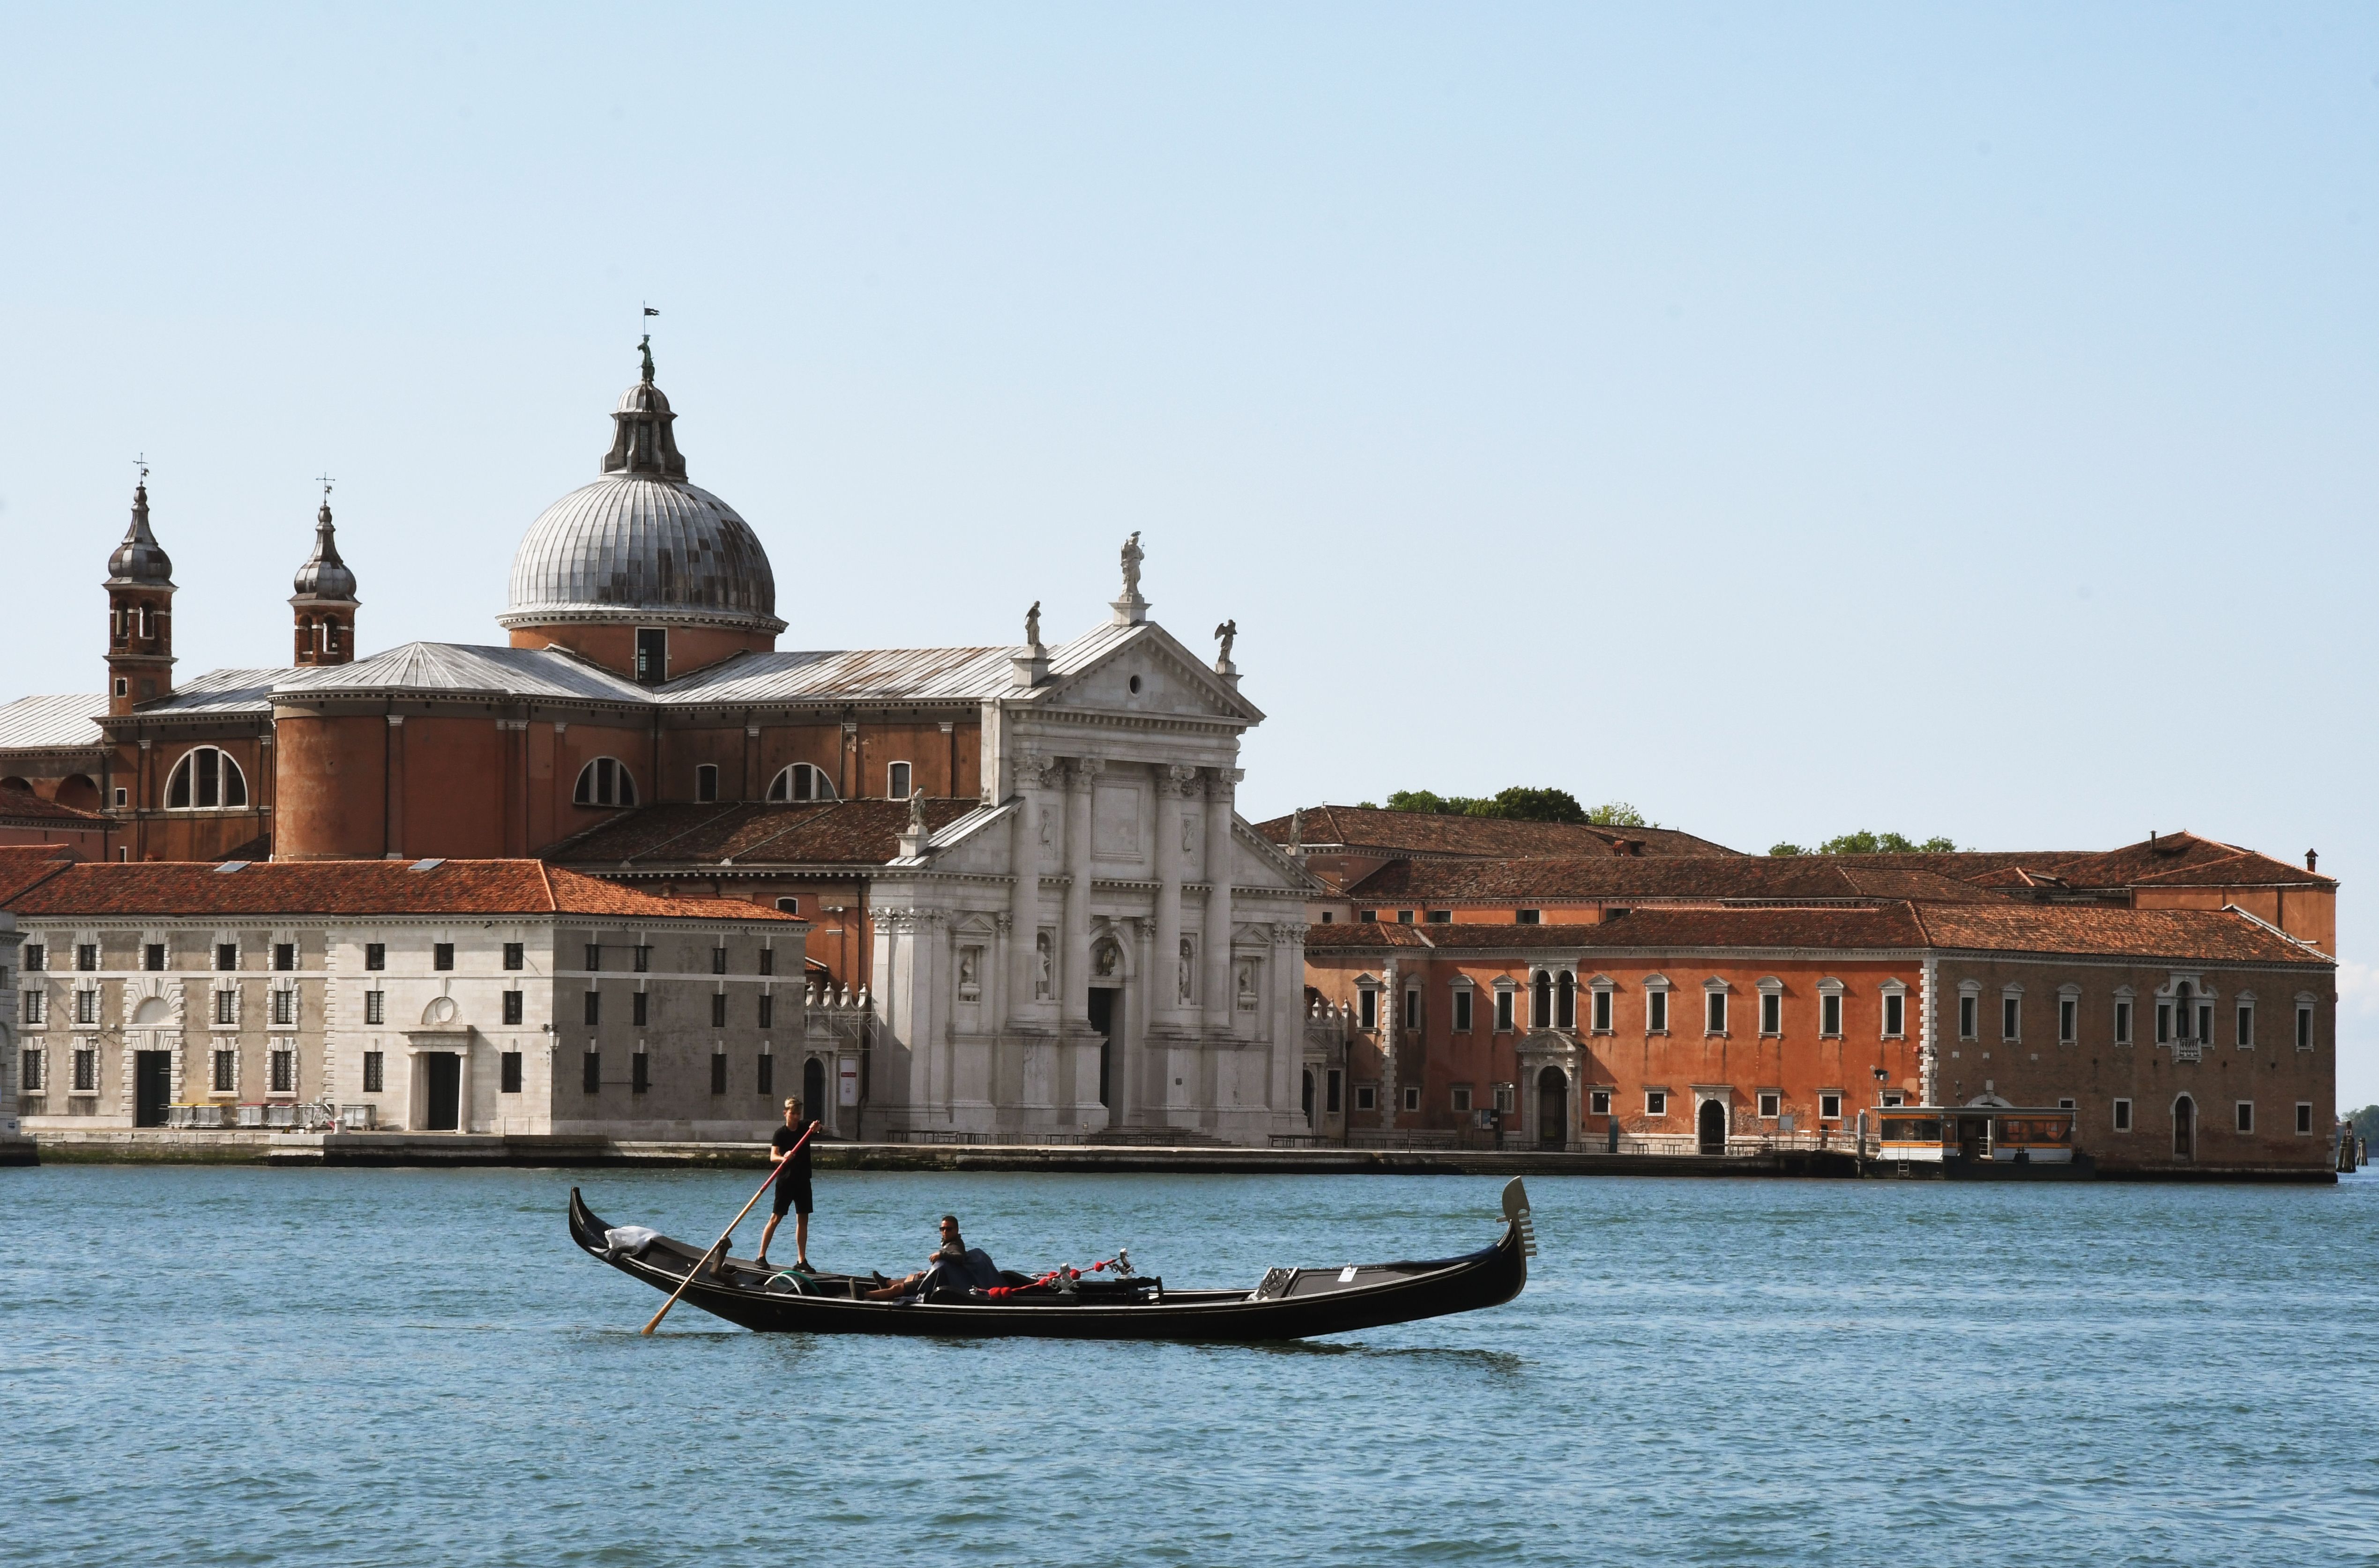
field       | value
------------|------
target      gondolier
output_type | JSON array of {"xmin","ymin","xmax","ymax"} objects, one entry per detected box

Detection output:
[{"xmin": 753, "ymin": 1098, "xmax": 816, "ymax": 1271}]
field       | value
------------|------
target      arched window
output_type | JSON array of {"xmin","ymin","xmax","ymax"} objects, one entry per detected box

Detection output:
[
  {"xmin": 1555, "ymin": 971, "xmax": 1576, "ymax": 1030},
  {"xmin": 1531, "ymin": 971, "xmax": 1553, "ymax": 1030},
  {"xmin": 765, "ymin": 763, "xmax": 835, "ymax": 803},
  {"xmin": 165, "ymin": 747, "xmax": 249, "ymax": 810},
  {"xmin": 573, "ymin": 757, "xmax": 638, "ymax": 808},
  {"xmin": 322, "ymin": 618, "xmax": 341, "ymax": 654}
]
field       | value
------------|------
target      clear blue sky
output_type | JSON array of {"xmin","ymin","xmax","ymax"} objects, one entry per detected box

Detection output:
[{"xmin": 7, "ymin": 5, "xmax": 2376, "ymax": 1102}]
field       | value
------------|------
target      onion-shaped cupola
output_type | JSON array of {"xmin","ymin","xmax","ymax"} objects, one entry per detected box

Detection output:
[
  {"xmin": 499, "ymin": 338, "xmax": 783, "ymax": 682},
  {"xmin": 291, "ymin": 484, "xmax": 360, "ymax": 667},
  {"xmin": 106, "ymin": 477, "xmax": 174, "ymax": 586},
  {"xmin": 104, "ymin": 470, "xmax": 177, "ymax": 714}
]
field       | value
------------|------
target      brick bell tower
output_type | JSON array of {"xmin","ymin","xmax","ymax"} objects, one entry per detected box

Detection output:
[
  {"xmin": 105, "ymin": 467, "xmax": 176, "ymax": 715},
  {"xmin": 289, "ymin": 482, "xmax": 359, "ymax": 667}
]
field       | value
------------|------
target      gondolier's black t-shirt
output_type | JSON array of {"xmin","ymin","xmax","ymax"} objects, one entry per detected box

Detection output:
[{"xmin": 772, "ymin": 1121, "xmax": 814, "ymax": 1181}]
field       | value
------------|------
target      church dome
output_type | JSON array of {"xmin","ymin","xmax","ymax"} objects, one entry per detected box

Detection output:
[{"xmin": 499, "ymin": 343, "xmax": 784, "ymax": 634}]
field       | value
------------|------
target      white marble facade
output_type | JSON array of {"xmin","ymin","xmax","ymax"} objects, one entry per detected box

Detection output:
[{"xmin": 866, "ymin": 579, "xmax": 1317, "ymax": 1146}]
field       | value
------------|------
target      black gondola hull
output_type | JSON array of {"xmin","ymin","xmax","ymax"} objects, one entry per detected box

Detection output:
[{"xmin": 569, "ymin": 1184, "xmax": 1530, "ymax": 1340}]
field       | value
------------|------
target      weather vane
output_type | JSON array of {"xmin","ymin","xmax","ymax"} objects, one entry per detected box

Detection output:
[
  {"xmin": 134, "ymin": 452, "xmax": 149, "ymax": 483},
  {"xmin": 316, "ymin": 471, "xmax": 335, "ymax": 500}
]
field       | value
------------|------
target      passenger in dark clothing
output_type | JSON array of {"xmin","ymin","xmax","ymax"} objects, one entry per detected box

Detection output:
[
  {"xmin": 755, "ymin": 1098, "xmax": 815, "ymax": 1271},
  {"xmin": 864, "ymin": 1214, "xmax": 999, "ymax": 1300}
]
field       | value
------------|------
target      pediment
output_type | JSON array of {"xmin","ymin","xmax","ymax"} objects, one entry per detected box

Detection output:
[{"xmin": 1031, "ymin": 623, "xmax": 1263, "ymax": 725}]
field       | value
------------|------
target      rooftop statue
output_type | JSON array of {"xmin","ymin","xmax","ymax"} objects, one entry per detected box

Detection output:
[
  {"xmin": 1025, "ymin": 600, "xmax": 1042, "ymax": 649},
  {"xmin": 638, "ymin": 333, "xmax": 656, "ymax": 384},
  {"xmin": 1214, "ymin": 619, "xmax": 1237, "ymax": 668},
  {"xmin": 1120, "ymin": 531, "xmax": 1143, "ymax": 599}
]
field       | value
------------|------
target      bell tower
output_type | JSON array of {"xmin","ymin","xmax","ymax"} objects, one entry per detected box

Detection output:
[
  {"xmin": 289, "ymin": 481, "xmax": 359, "ymax": 667},
  {"xmin": 104, "ymin": 468, "xmax": 176, "ymax": 716}
]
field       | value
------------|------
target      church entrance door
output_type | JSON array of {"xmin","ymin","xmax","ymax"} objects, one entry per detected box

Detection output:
[
  {"xmin": 424, "ymin": 1053, "xmax": 461, "ymax": 1131},
  {"xmin": 1088, "ymin": 987, "xmax": 1118, "ymax": 1108},
  {"xmin": 1536, "ymin": 1067, "xmax": 1566, "ymax": 1149}
]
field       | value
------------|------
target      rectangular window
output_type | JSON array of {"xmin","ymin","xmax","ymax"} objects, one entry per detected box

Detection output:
[
  {"xmin": 1706, "ymin": 992, "xmax": 1726, "ymax": 1035},
  {"xmin": 1646, "ymin": 1090, "xmax": 1668, "ymax": 1117},
  {"xmin": 1402, "ymin": 1085, "xmax": 1420, "ymax": 1113},
  {"xmin": 758, "ymin": 949, "xmax": 774, "ymax": 976},
  {"xmin": 585, "ymin": 944, "xmax": 602, "ymax": 972},
  {"xmin": 273, "ymin": 943, "xmax": 295, "ymax": 972},
  {"xmin": 75, "ymin": 990, "xmax": 98, "ymax": 1025},
  {"xmin": 634, "ymin": 945, "xmax": 651, "ymax": 974},
  {"xmin": 144, "ymin": 943, "xmax": 165, "ymax": 972},
  {"xmin": 1358, "ymin": 910, "xmax": 1376, "ymax": 923},
  {"xmin": 888, "ymin": 761, "xmax": 912, "ymax": 799},
  {"xmin": 1819, "ymin": 1092, "xmax": 1842, "ymax": 1121},
  {"xmin": 2001, "ymin": 996, "xmax": 2019, "ymax": 1041},
  {"xmin": 1820, "ymin": 993, "xmax": 1842, "ymax": 1038},
  {"xmin": 583, "ymin": 1052, "xmax": 601, "ymax": 1093},
  {"xmin": 1761, "ymin": 994, "xmax": 1782, "ymax": 1035},
  {"xmin": 2058, "ymin": 997, "xmax": 2077, "ymax": 1044},
  {"xmin": 22, "ymin": 943, "xmax": 42, "ymax": 971},
  {"xmin": 1425, "ymin": 911, "xmax": 1451, "ymax": 924},
  {"xmin": 23, "ymin": 989, "xmax": 44, "ymax": 1025},
  {"xmin": 270, "ymin": 989, "xmax": 296, "ymax": 1026},
  {"xmin": 584, "ymin": 992, "xmax": 601, "ymax": 1026},
  {"xmin": 75, "ymin": 944, "xmax": 97, "ymax": 972},
  {"xmin": 1326, "ymin": 1070, "xmax": 1343, "ymax": 1113},
  {"xmin": 2297, "ymin": 1102, "xmax": 2314, "ymax": 1135},
  {"xmin": 756, "ymin": 1053, "xmax": 775, "ymax": 1095},
  {"xmin": 502, "ymin": 990, "xmax": 523, "ymax": 1026},
  {"xmin": 1396, "ymin": 910, "xmax": 1413, "ymax": 924},
  {"xmin": 1588, "ymin": 1089, "xmax": 1611, "ymax": 1116},
  {"xmin": 1451, "ymin": 1085, "xmax": 1472, "ymax": 1113},
  {"xmin": 696, "ymin": 763, "xmax": 719, "ymax": 803},
  {"xmin": 711, "ymin": 947, "xmax": 728, "ymax": 975},
  {"xmin": 2197, "ymin": 1003, "xmax": 2213, "ymax": 1044},
  {"xmin": 633, "ymin": 991, "xmax": 649, "ymax": 1026},
  {"xmin": 1495, "ymin": 989, "xmax": 1515, "ymax": 1033},
  {"xmin": 2236, "ymin": 1004, "xmax": 2252, "ymax": 1048},
  {"xmin": 365, "ymin": 990, "xmax": 385, "ymax": 1025},
  {"xmin": 634, "ymin": 626, "xmax": 667, "ymax": 684},
  {"xmin": 1883, "ymin": 992, "xmax": 1905, "ymax": 1037},
  {"xmin": 1593, "ymin": 988, "xmax": 1612, "ymax": 1033},
  {"xmin": 1358, "ymin": 989, "xmax": 1377, "ymax": 1031},
  {"xmin": 1403, "ymin": 989, "xmax": 1419, "ymax": 1030},
  {"xmin": 2112, "ymin": 1098, "xmax": 2133, "ymax": 1132},
  {"xmin": 1881, "ymin": 1091, "xmax": 1905, "ymax": 1107},
  {"xmin": 1452, "ymin": 989, "xmax": 1473, "ymax": 1032},
  {"xmin": 1515, "ymin": 909, "xmax": 1540, "ymax": 925},
  {"xmin": 503, "ymin": 942, "xmax": 524, "ymax": 972},
  {"xmin": 501, "ymin": 1052, "xmax": 523, "ymax": 1093},
  {"xmin": 213, "ymin": 1049, "xmax": 236, "ymax": 1092},
  {"xmin": 710, "ymin": 993, "xmax": 728, "ymax": 1027},
  {"xmin": 215, "ymin": 943, "xmax": 236, "ymax": 972},
  {"xmin": 21, "ymin": 1048, "xmax": 41, "ymax": 1091},
  {"xmin": 214, "ymin": 988, "xmax": 235, "ymax": 1025},
  {"xmin": 2156, "ymin": 1002, "xmax": 2172, "ymax": 1044},
  {"xmin": 365, "ymin": 943, "xmax": 386, "ymax": 971},
  {"xmin": 2235, "ymin": 1101, "xmax": 2254, "ymax": 1135},
  {"xmin": 2114, "ymin": 1000, "xmax": 2133, "ymax": 1045},
  {"xmin": 711, "ymin": 1054, "xmax": 728, "ymax": 1095},
  {"xmin": 1758, "ymin": 1091, "xmax": 1780, "ymax": 1119},
  {"xmin": 364, "ymin": 1051, "xmax": 384, "ymax": 1093},
  {"xmin": 2297, "ymin": 1004, "xmax": 2313, "ymax": 1050},
  {"xmin": 1355, "ymin": 1084, "xmax": 1377, "ymax": 1112},
  {"xmin": 269, "ymin": 1049, "xmax": 294, "ymax": 1093},
  {"xmin": 758, "ymin": 994, "xmax": 775, "ymax": 1029},
  {"xmin": 433, "ymin": 943, "xmax": 454, "ymax": 972},
  {"xmin": 1648, "ymin": 990, "xmax": 1668, "ymax": 1033},
  {"xmin": 1959, "ymin": 995, "xmax": 1977, "ymax": 1040}
]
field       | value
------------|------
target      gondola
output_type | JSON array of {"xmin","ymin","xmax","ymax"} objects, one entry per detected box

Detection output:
[{"xmin": 568, "ymin": 1177, "xmax": 1536, "ymax": 1340}]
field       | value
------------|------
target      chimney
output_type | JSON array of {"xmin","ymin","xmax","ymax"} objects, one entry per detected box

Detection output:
[{"xmin": 2307, "ymin": 849, "xmax": 2319, "ymax": 873}]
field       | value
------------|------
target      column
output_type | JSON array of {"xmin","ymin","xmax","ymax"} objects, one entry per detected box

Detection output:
[
  {"xmin": 1202, "ymin": 767, "xmax": 1240, "ymax": 1036},
  {"xmin": 1061, "ymin": 758, "xmax": 1097, "ymax": 1026},
  {"xmin": 1006, "ymin": 768, "xmax": 1046, "ymax": 1026},
  {"xmin": 1151, "ymin": 767, "xmax": 1190, "ymax": 1030}
]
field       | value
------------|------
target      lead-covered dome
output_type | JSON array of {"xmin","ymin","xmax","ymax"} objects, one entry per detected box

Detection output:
[{"xmin": 499, "ymin": 342, "xmax": 784, "ymax": 634}]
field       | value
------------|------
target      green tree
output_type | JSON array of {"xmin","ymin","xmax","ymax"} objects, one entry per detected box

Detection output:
[
  {"xmin": 1474, "ymin": 786, "xmax": 1588, "ymax": 823},
  {"xmin": 1776, "ymin": 830, "xmax": 1960, "ymax": 856},
  {"xmin": 1768, "ymin": 842, "xmax": 1809, "ymax": 857},
  {"xmin": 1585, "ymin": 801, "xmax": 1648, "ymax": 827},
  {"xmin": 1385, "ymin": 789, "xmax": 1467, "ymax": 815}
]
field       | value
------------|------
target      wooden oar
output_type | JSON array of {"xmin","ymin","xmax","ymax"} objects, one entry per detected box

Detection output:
[{"xmin": 640, "ymin": 1122, "xmax": 817, "ymax": 1336}]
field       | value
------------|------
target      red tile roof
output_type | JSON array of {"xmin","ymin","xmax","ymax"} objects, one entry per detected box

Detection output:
[
  {"xmin": 548, "ymin": 799, "xmax": 977, "ymax": 869},
  {"xmin": 0, "ymin": 845, "xmax": 79, "ymax": 907},
  {"xmin": 1827, "ymin": 832, "xmax": 2331, "ymax": 892},
  {"xmin": 1253, "ymin": 805, "xmax": 1741, "ymax": 860},
  {"xmin": 1340, "ymin": 856, "xmax": 1994, "ymax": 904},
  {"xmin": 1305, "ymin": 900, "xmax": 2325, "ymax": 966},
  {"xmin": 6, "ymin": 859, "xmax": 802, "ymax": 921},
  {"xmin": 0, "ymin": 785, "xmax": 108, "ymax": 827}
]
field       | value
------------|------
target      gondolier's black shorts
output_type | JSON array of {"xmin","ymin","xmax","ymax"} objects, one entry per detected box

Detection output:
[{"xmin": 772, "ymin": 1174, "xmax": 813, "ymax": 1217}]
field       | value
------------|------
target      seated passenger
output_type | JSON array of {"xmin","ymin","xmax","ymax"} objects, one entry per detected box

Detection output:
[{"xmin": 864, "ymin": 1214, "xmax": 999, "ymax": 1300}]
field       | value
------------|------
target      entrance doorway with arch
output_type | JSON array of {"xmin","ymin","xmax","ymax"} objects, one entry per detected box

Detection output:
[
  {"xmin": 1536, "ymin": 1067, "xmax": 1567, "ymax": 1149},
  {"xmin": 2173, "ymin": 1094, "xmax": 2196, "ymax": 1159},
  {"xmin": 1697, "ymin": 1098, "xmax": 1727, "ymax": 1154},
  {"xmin": 1089, "ymin": 987, "xmax": 1119, "ymax": 1110},
  {"xmin": 804, "ymin": 1056, "xmax": 827, "ymax": 1132}
]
